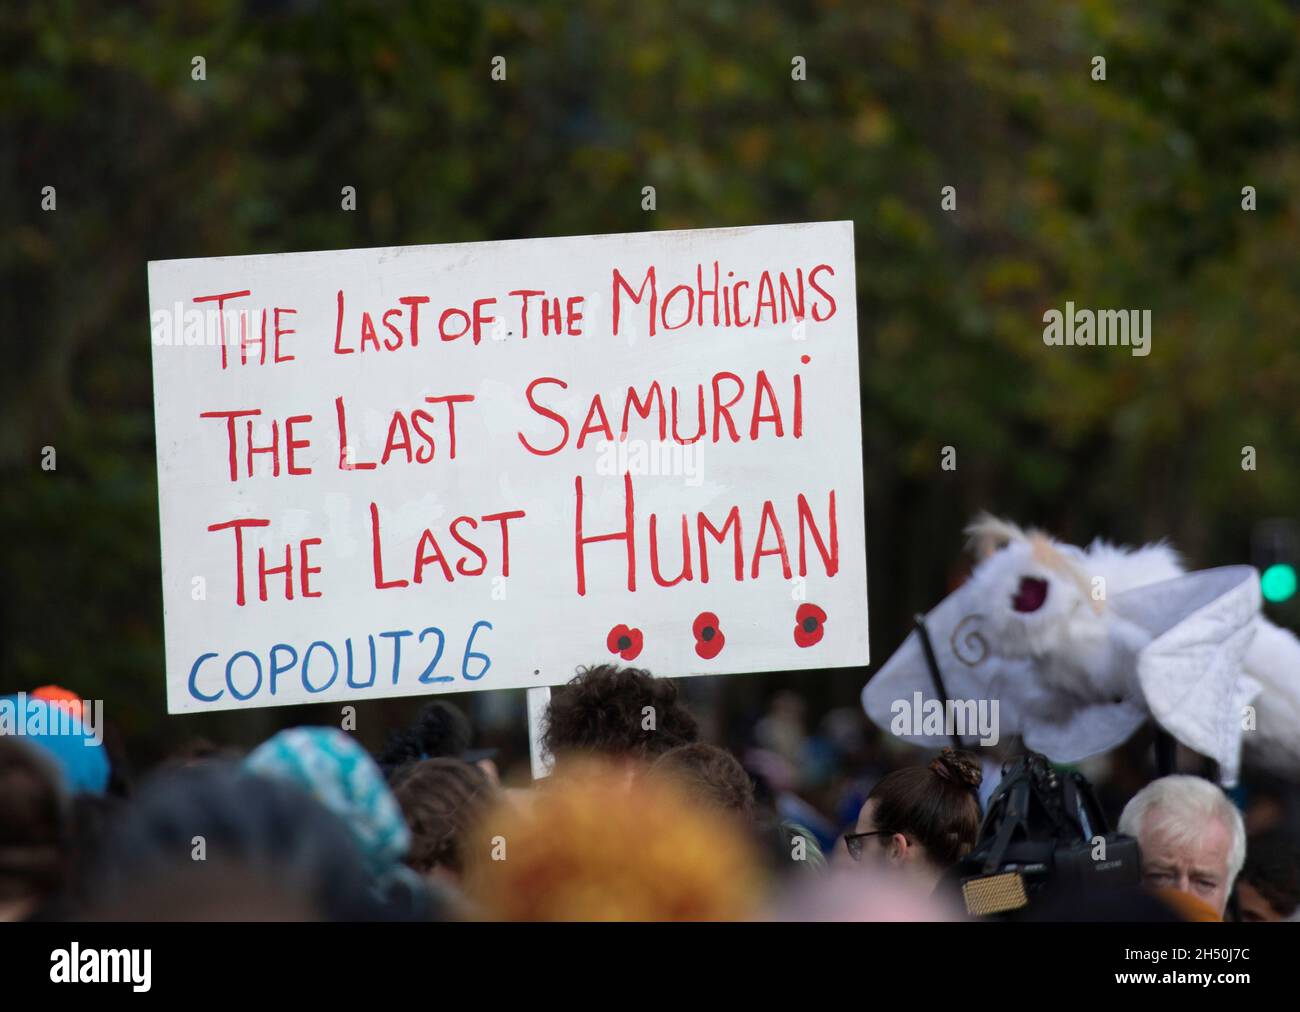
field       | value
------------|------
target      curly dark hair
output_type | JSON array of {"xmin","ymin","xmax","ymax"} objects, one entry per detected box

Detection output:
[
  {"xmin": 376, "ymin": 701, "xmax": 473, "ymax": 775},
  {"xmin": 542, "ymin": 664, "xmax": 699, "ymax": 764},
  {"xmin": 652, "ymin": 743, "xmax": 755, "ymax": 820},
  {"xmin": 389, "ymin": 758, "xmax": 493, "ymax": 876}
]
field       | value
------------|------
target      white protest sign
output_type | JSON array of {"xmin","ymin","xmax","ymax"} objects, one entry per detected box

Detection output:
[{"xmin": 148, "ymin": 221, "xmax": 868, "ymax": 713}]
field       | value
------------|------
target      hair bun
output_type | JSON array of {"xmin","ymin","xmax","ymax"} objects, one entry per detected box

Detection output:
[{"xmin": 929, "ymin": 748, "xmax": 982, "ymax": 789}]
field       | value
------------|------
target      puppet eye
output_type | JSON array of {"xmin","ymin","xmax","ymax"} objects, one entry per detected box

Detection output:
[{"xmin": 1011, "ymin": 576, "xmax": 1049, "ymax": 613}]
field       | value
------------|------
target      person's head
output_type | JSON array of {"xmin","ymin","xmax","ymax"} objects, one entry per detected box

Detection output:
[
  {"xmin": 376, "ymin": 701, "xmax": 474, "ymax": 774},
  {"xmin": 1234, "ymin": 832, "xmax": 1300, "ymax": 922},
  {"xmin": 542, "ymin": 664, "xmax": 699, "ymax": 767},
  {"xmin": 389, "ymin": 758, "xmax": 494, "ymax": 882},
  {"xmin": 0, "ymin": 695, "xmax": 110, "ymax": 795},
  {"xmin": 651, "ymin": 743, "xmax": 755, "ymax": 822},
  {"xmin": 465, "ymin": 759, "xmax": 762, "ymax": 920},
  {"xmin": 0, "ymin": 738, "xmax": 70, "ymax": 921},
  {"xmin": 849, "ymin": 748, "xmax": 982, "ymax": 886},
  {"xmin": 245, "ymin": 727, "xmax": 410, "ymax": 882},
  {"xmin": 88, "ymin": 762, "xmax": 380, "ymax": 920},
  {"xmin": 1118, "ymin": 774, "xmax": 1245, "ymax": 918}
]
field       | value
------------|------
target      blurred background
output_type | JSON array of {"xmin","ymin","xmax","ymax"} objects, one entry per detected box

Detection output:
[{"xmin": 3, "ymin": 0, "xmax": 1299, "ymax": 835}]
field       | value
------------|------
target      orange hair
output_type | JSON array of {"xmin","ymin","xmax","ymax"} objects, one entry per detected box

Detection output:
[{"xmin": 465, "ymin": 760, "xmax": 764, "ymax": 921}]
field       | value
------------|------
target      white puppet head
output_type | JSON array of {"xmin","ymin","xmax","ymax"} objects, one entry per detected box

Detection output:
[
  {"xmin": 864, "ymin": 514, "xmax": 1266, "ymax": 785},
  {"xmin": 962, "ymin": 514, "xmax": 1139, "ymax": 708}
]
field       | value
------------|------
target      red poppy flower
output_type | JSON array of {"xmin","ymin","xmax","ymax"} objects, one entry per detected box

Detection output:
[
  {"xmin": 794, "ymin": 603, "xmax": 826, "ymax": 648},
  {"xmin": 692, "ymin": 611, "xmax": 725, "ymax": 660},
  {"xmin": 606, "ymin": 624, "xmax": 644, "ymax": 661}
]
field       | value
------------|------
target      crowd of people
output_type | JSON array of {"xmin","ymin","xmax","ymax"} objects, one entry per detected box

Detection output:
[{"xmin": 2, "ymin": 665, "xmax": 1298, "ymax": 922}]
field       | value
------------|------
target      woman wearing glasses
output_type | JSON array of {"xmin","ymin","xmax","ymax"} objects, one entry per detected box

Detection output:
[{"xmin": 842, "ymin": 748, "xmax": 982, "ymax": 893}]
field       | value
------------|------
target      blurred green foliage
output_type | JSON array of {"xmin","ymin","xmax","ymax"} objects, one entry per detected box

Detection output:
[{"xmin": 2, "ymin": 0, "xmax": 1298, "ymax": 764}]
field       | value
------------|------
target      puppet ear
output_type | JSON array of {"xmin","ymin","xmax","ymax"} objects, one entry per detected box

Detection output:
[
  {"xmin": 964, "ymin": 513, "xmax": 1027, "ymax": 560},
  {"xmin": 1119, "ymin": 566, "xmax": 1262, "ymax": 788}
]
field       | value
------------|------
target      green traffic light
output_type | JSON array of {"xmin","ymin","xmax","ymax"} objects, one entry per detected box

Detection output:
[{"xmin": 1261, "ymin": 563, "xmax": 1298, "ymax": 603}]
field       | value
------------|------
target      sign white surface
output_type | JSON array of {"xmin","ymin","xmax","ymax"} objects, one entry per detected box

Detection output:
[{"xmin": 148, "ymin": 221, "xmax": 868, "ymax": 712}]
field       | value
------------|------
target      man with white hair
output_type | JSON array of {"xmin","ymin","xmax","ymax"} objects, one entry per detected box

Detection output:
[{"xmin": 1118, "ymin": 774, "xmax": 1246, "ymax": 918}]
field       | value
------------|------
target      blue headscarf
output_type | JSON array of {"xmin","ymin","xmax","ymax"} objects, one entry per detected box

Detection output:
[
  {"xmin": 245, "ymin": 727, "xmax": 410, "ymax": 879},
  {"xmin": 0, "ymin": 694, "xmax": 109, "ymax": 794}
]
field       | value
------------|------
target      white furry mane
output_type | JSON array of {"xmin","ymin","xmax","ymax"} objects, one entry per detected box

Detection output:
[{"xmin": 966, "ymin": 513, "xmax": 1185, "ymax": 596}]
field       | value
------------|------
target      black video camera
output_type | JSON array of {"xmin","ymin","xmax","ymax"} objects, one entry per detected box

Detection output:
[{"xmin": 955, "ymin": 750, "xmax": 1140, "ymax": 917}]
